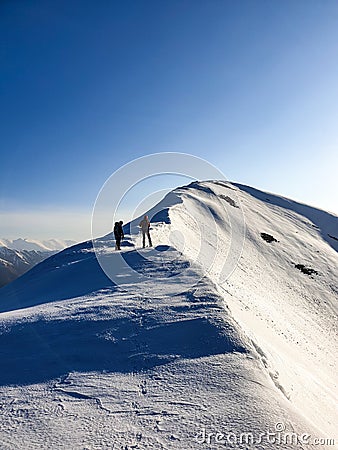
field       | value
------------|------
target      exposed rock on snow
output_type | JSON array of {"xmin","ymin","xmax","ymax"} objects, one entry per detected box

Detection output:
[
  {"xmin": 219, "ymin": 194, "xmax": 239, "ymax": 208},
  {"xmin": 294, "ymin": 263, "xmax": 319, "ymax": 276},
  {"xmin": 260, "ymin": 232, "xmax": 278, "ymax": 243}
]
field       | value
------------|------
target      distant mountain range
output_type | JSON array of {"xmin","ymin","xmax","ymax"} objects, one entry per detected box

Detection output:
[
  {"xmin": 0, "ymin": 238, "xmax": 76, "ymax": 288},
  {"xmin": 0, "ymin": 238, "xmax": 76, "ymax": 252}
]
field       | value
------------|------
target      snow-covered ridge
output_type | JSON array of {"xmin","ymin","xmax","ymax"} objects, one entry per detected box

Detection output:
[
  {"xmin": 0, "ymin": 181, "xmax": 336, "ymax": 448},
  {"xmin": 163, "ymin": 181, "xmax": 337, "ymax": 438}
]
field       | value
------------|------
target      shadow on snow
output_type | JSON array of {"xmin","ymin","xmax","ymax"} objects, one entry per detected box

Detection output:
[
  {"xmin": 0, "ymin": 240, "xmax": 247, "ymax": 386},
  {"xmin": 0, "ymin": 312, "xmax": 246, "ymax": 386}
]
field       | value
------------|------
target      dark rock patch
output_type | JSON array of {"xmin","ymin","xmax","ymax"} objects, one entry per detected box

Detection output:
[
  {"xmin": 294, "ymin": 264, "xmax": 318, "ymax": 276},
  {"xmin": 260, "ymin": 233, "xmax": 278, "ymax": 243},
  {"xmin": 328, "ymin": 234, "xmax": 338, "ymax": 242},
  {"xmin": 219, "ymin": 195, "xmax": 238, "ymax": 208}
]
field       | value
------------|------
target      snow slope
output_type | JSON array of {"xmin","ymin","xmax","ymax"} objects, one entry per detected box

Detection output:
[
  {"xmin": 163, "ymin": 181, "xmax": 338, "ymax": 439},
  {"xmin": 0, "ymin": 181, "xmax": 336, "ymax": 449}
]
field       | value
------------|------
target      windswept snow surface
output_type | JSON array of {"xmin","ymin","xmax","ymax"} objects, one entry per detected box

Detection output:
[
  {"xmin": 164, "ymin": 181, "xmax": 338, "ymax": 439},
  {"xmin": 0, "ymin": 181, "xmax": 337, "ymax": 449}
]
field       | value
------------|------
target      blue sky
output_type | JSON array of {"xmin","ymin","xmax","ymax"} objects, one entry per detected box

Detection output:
[{"xmin": 1, "ymin": 0, "xmax": 337, "ymax": 240}]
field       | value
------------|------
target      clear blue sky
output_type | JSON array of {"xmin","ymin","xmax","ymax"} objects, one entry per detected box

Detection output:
[{"xmin": 1, "ymin": 0, "xmax": 337, "ymax": 240}]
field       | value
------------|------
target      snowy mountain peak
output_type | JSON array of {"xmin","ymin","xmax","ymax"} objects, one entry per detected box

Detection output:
[{"xmin": 0, "ymin": 181, "xmax": 336, "ymax": 448}]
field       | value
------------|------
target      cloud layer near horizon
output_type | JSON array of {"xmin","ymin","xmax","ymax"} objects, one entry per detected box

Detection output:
[{"xmin": 0, "ymin": 209, "xmax": 92, "ymax": 241}]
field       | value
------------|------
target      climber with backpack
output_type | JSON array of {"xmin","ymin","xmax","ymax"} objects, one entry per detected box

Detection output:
[{"xmin": 114, "ymin": 220, "xmax": 124, "ymax": 250}]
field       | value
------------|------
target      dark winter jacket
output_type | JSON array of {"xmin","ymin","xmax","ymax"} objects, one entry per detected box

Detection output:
[{"xmin": 114, "ymin": 222, "xmax": 124, "ymax": 239}]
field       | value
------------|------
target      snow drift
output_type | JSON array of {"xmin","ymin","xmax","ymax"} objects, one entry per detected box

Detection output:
[{"xmin": 0, "ymin": 181, "xmax": 336, "ymax": 449}]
